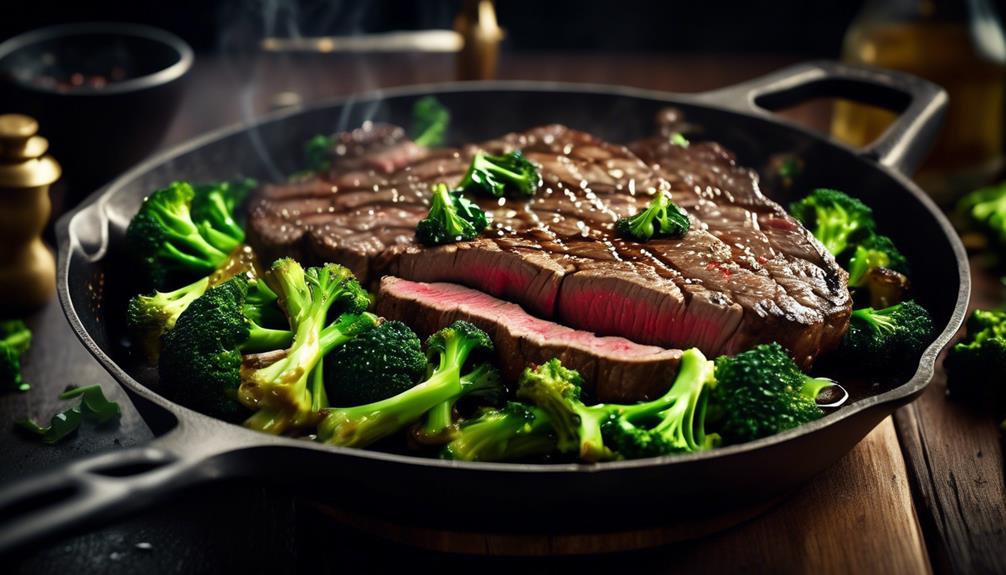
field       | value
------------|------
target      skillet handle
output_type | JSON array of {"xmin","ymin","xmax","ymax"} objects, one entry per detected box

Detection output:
[
  {"xmin": 0, "ymin": 439, "xmax": 212, "ymax": 557},
  {"xmin": 700, "ymin": 60, "xmax": 948, "ymax": 176}
]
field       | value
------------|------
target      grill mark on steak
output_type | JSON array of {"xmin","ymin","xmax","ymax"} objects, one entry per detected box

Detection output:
[
  {"xmin": 376, "ymin": 276, "xmax": 682, "ymax": 402},
  {"xmin": 249, "ymin": 119, "xmax": 851, "ymax": 367}
]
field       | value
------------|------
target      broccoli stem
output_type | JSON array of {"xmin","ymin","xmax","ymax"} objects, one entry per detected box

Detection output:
[
  {"xmin": 310, "ymin": 362, "xmax": 327, "ymax": 413},
  {"xmin": 242, "ymin": 321, "xmax": 293, "ymax": 353},
  {"xmin": 851, "ymin": 306, "xmax": 898, "ymax": 336},
  {"xmin": 320, "ymin": 365, "xmax": 462, "ymax": 447}
]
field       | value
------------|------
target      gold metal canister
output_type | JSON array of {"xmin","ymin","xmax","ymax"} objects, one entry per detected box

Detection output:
[{"xmin": 0, "ymin": 114, "xmax": 60, "ymax": 311}]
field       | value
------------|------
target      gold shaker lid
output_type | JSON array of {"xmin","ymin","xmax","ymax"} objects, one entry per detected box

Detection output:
[{"xmin": 0, "ymin": 114, "xmax": 61, "ymax": 189}]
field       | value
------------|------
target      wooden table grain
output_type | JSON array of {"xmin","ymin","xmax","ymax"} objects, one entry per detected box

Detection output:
[{"xmin": 3, "ymin": 52, "xmax": 1004, "ymax": 574}]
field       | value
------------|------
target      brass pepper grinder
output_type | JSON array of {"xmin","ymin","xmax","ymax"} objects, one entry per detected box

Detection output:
[
  {"xmin": 455, "ymin": 0, "xmax": 505, "ymax": 80},
  {"xmin": 0, "ymin": 114, "xmax": 59, "ymax": 311}
]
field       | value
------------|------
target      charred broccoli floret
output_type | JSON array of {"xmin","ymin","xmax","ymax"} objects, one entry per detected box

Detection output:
[
  {"xmin": 711, "ymin": 343, "xmax": 837, "ymax": 444},
  {"xmin": 160, "ymin": 276, "xmax": 292, "ymax": 419},
  {"xmin": 0, "ymin": 320, "xmax": 32, "ymax": 392},
  {"xmin": 847, "ymin": 234, "xmax": 909, "ymax": 288},
  {"xmin": 237, "ymin": 259, "xmax": 375, "ymax": 434},
  {"xmin": 441, "ymin": 402, "xmax": 556, "ymax": 462},
  {"xmin": 836, "ymin": 301, "xmax": 934, "ymax": 374},
  {"xmin": 317, "ymin": 320, "xmax": 494, "ymax": 448},
  {"xmin": 458, "ymin": 151, "xmax": 541, "ymax": 199},
  {"xmin": 415, "ymin": 182, "xmax": 488, "ymax": 246},
  {"xmin": 326, "ymin": 320, "xmax": 427, "ymax": 405},
  {"xmin": 615, "ymin": 190, "xmax": 690, "ymax": 241},
  {"xmin": 789, "ymin": 188, "xmax": 876, "ymax": 259},
  {"xmin": 945, "ymin": 309, "xmax": 1006, "ymax": 429}
]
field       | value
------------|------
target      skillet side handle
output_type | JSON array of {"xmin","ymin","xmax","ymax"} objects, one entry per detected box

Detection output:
[
  {"xmin": 699, "ymin": 60, "xmax": 948, "ymax": 176},
  {"xmin": 0, "ymin": 445, "xmax": 203, "ymax": 557}
]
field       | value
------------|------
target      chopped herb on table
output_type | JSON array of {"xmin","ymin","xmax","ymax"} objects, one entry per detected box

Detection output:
[
  {"xmin": 0, "ymin": 320, "xmax": 32, "ymax": 392},
  {"xmin": 16, "ymin": 385, "xmax": 121, "ymax": 444}
]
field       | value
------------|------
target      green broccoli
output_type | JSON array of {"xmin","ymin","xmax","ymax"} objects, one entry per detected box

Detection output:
[
  {"xmin": 515, "ymin": 358, "xmax": 611, "ymax": 461},
  {"xmin": 125, "ymin": 181, "xmax": 247, "ymax": 288},
  {"xmin": 411, "ymin": 96, "xmax": 450, "ymax": 147},
  {"xmin": 441, "ymin": 402, "xmax": 556, "ymax": 462},
  {"xmin": 516, "ymin": 351, "xmax": 717, "ymax": 462},
  {"xmin": 326, "ymin": 320, "xmax": 427, "ymax": 405},
  {"xmin": 847, "ymin": 234, "xmax": 909, "ymax": 288},
  {"xmin": 615, "ymin": 190, "xmax": 690, "ymax": 242},
  {"xmin": 0, "ymin": 320, "xmax": 32, "ymax": 392},
  {"xmin": 414, "ymin": 362, "xmax": 504, "ymax": 445},
  {"xmin": 415, "ymin": 183, "xmax": 488, "ymax": 246},
  {"xmin": 789, "ymin": 188, "xmax": 876, "ymax": 259},
  {"xmin": 836, "ymin": 301, "xmax": 934, "ymax": 374},
  {"xmin": 600, "ymin": 348, "xmax": 719, "ymax": 459},
  {"xmin": 956, "ymin": 181, "xmax": 1006, "ymax": 250},
  {"xmin": 190, "ymin": 179, "xmax": 255, "ymax": 252},
  {"xmin": 306, "ymin": 134, "xmax": 334, "ymax": 172},
  {"xmin": 711, "ymin": 343, "xmax": 837, "ymax": 444},
  {"xmin": 458, "ymin": 151, "xmax": 541, "ymax": 199},
  {"xmin": 127, "ymin": 276, "xmax": 210, "ymax": 363},
  {"xmin": 317, "ymin": 320, "xmax": 494, "ymax": 448},
  {"xmin": 237, "ymin": 259, "xmax": 375, "ymax": 434},
  {"xmin": 159, "ymin": 276, "xmax": 293, "ymax": 419},
  {"xmin": 945, "ymin": 309, "xmax": 1006, "ymax": 429}
]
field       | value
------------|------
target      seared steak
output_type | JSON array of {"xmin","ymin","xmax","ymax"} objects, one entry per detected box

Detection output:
[
  {"xmin": 375, "ymin": 276, "xmax": 682, "ymax": 402},
  {"xmin": 249, "ymin": 119, "xmax": 851, "ymax": 367}
]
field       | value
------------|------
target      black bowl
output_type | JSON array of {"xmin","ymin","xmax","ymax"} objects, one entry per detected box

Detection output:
[{"xmin": 0, "ymin": 23, "xmax": 192, "ymax": 203}]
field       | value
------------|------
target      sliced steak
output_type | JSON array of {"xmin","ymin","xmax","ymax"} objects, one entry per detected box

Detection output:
[
  {"xmin": 375, "ymin": 276, "xmax": 682, "ymax": 402},
  {"xmin": 249, "ymin": 121, "xmax": 851, "ymax": 367}
]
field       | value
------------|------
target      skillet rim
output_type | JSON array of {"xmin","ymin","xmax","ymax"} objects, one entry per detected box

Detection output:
[{"xmin": 55, "ymin": 79, "xmax": 972, "ymax": 473}]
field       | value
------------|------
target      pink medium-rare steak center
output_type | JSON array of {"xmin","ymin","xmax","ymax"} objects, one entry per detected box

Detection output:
[{"xmin": 248, "ymin": 118, "xmax": 851, "ymax": 366}]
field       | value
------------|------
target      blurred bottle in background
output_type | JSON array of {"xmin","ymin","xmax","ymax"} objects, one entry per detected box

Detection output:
[{"xmin": 832, "ymin": 0, "xmax": 1006, "ymax": 206}]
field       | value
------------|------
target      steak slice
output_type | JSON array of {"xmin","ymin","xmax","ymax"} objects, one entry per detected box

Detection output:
[
  {"xmin": 375, "ymin": 276, "xmax": 682, "ymax": 402},
  {"xmin": 249, "ymin": 122, "xmax": 851, "ymax": 367}
]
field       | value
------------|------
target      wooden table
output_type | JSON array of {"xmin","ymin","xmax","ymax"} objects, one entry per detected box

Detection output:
[{"xmin": 3, "ymin": 53, "xmax": 1005, "ymax": 574}]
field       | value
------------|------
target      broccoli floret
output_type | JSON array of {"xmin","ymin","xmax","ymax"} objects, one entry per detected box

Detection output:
[
  {"xmin": 515, "ymin": 359, "xmax": 613, "ymax": 461},
  {"xmin": 847, "ymin": 234, "xmax": 909, "ymax": 287},
  {"xmin": 127, "ymin": 276, "xmax": 210, "ymax": 363},
  {"xmin": 712, "ymin": 343, "xmax": 837, "ymax": 444},
  {"xmin": 956, "ymin": 181, "xmax": 1006, "ymax": 249},
  {"xmin": 190, "ymin": 179, "xmax": 254, "ymax": 253},
  {"xmin": 458, "ymin": 151, "xmax": 541, "ymax": 199},
  {"xmin": 790, "ymin": 188, "xmax": 876, "ymax": 259},
  {"xmin": 837, "ymin": 301, "xmax": 934, "ymax": 374},
  {"xmin": 317, "ymin": 320, "xmax": 493, "ymax": 448},
  {"xmin": 414, "ymin": 362, "xmax": 504, "ymax": 445},
  {"xmin": 238, "ymin": 259, "xmax": 376, "ymax": 434},
  {"xmin": 515, "ymin": 353, "xmax": 718, "ymax": 462},
  {"xmin": 126, "ymin": 182, "xmax": 244, "ymax": 288},
  {"xmin": 441, "ymin": 402, "xmax": 556, "ymax": 462},
  {"xmin": 615, "ymin": 190, "xmax": 690, "ymax": 241},
  {"xmin": 945, "ymin": 309, "xmax": 1006, "ymax": 427},
  {"xmin": 326, "ymin": 320, "xmax": 427, "ymax": 405},
  {"xmin": 411, "ymin": 96, "xmax": 450, "ymax": 147},
  {"xmin": 305, "ymin": 134, "xmax": 334, "ymax": 172},
  {"xmin": 415, "ymin": 183, "xmax": 488, "ymax": 246},
  {"xmin": 160, "ymin": 276, "xmax": 293, "ymax": 419},
  {"xmin": 600, "ymin": 348, "xmax": 719, "ymax": 459},
  {"xmin": 0, "ymin": 320, "xmax": 32, "ymax": 392}
]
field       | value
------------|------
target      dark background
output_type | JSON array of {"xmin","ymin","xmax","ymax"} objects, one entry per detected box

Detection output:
[{"xmin": 1, "ymin": 0, "xmax": 869, "ymax": 55}]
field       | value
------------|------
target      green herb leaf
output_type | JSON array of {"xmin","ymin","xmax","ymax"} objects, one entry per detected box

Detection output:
[
  {"xmin": 670, "ymin": 132, "xmax": 690, "ymax": 148},
  {"xmin": 60, "ymin": 385, "xmax": 122, "ymax": 425},
  {"xmin": 17, "ymin": 407, "xmax": 83, "ymax": 444},
  {"xmin": 16, "ymin": 385, "xmax": 121, "ymax": 444}
]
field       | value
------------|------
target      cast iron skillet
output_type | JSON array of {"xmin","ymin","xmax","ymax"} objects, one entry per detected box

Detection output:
[{"xmin": 0, "ymin": 61, "xmax": 970, "ymax": 554}]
